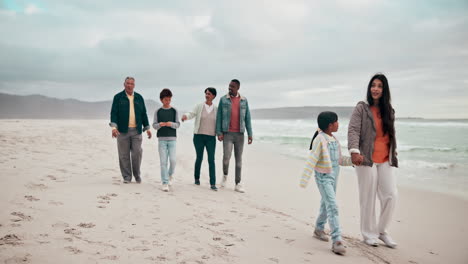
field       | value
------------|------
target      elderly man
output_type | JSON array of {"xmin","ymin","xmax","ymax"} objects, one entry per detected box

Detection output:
[{"xmin": 110, "ymin": 77, "xmax": 152, "ymax": 184}]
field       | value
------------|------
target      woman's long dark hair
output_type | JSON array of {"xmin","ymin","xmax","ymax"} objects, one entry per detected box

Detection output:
[
  {"xmin": 309, "ymin": 111, "xmax": 338, "ymax": 150},
  {"xmin": 366, "ymin": 73, "xmax": 395, "ymax": 140}
]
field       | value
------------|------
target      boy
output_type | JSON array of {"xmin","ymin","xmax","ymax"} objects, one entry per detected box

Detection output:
[{"xmin": 153, "ymin": 89, "xmax": 180, "ymax": 192}]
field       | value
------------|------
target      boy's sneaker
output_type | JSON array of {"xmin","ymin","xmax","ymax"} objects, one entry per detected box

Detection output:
[
  {"xmin": 234, "ymin": 184, "xmax": 245, "ymax": 193},
  {"xmin": 364, "ymin": 238, "xmax": 379, "ymax": 247},
  {"xmin": 210, "ymin": 185, "xmax": 218, "ymax": 191},
  {"xmin": 332, "ymin": 241, "xmax": 346, "ymax": 255},
  {"xmin": 135, "ymin": 177, "xmax": 141, "ymax": 184},
  {"xmin": 220, "ymin": 175, "xmax": 227, "ymax": 188},
  {"xmin": 313, "ymin": 229, "xmax": 329, "ymax": 242},
  {"xmin": 162, "ymin": 184, "xmax": 169, "ymax": 192},
  {"xmin": 379, "ymin": 234, "xmax": 397, "ymax": 248},
  {"xmin": 195, "ymin": 179, "xmax": 200, "ymax": 185},
  {"xmin": 168, "ymin": 176, "xmax": 174, "ymax": 186},
  {"xmin": 123, "ymin": 180, "xmax": 130, "ymax": 184}
]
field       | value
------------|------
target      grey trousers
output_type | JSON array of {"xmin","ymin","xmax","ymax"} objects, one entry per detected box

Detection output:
[
  {"xmin": 222, "ymin": 132, "xmax": 244, "ymax": 184},
  {"xmin": 117, "ymin": 128, "xmax": 143, "ymax": 181}
]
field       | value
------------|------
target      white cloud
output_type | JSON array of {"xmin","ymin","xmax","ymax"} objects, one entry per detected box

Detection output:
[{"xmin": 24, "ymin": 4, "xmax": 42, "ymax": 15}]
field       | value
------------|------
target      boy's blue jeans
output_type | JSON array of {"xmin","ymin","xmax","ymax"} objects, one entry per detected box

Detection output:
[{"xmin": 158, "ymin": 140, "xmax": 176, "ymax": 184}]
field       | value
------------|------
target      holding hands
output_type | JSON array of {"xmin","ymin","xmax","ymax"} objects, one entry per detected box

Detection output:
[
  {"xmin": 351, "ymin": 153, "xmax": 364, "ymax": 166},
  {"xmin": 159, "ymin": 122, "xmax": 173, "ymax": 127}
]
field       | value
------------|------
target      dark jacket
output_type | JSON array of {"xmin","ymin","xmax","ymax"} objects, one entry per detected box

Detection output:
[
  {"xmin": 348, "ymin": 101, "xmax": 398, "ymax": 167},
  {"xmin": 109, "ymin": 90, "xmax": 150, "ymax": 134}
]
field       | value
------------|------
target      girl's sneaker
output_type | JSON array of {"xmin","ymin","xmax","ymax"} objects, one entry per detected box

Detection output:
[
  {"xmin": 332, "ymin": 241, "xmax": 346, "ymax": 255},
  {"xmin": 162, "ymin": 184, "xmax": 169, "ymax": 192},
  {"xmin": 313, "ymin": 229, "xmax": 329, "ymax": 242}
]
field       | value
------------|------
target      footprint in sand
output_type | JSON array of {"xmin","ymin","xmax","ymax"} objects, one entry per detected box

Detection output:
[
  {"xmin": 35, "ymin": 233, "xmax": 51, "ymax": 245},
  {"xmin": 78, "ymin": 223, "xmax": 96, "ymax": 228},
  {"xmin": 212, "ymin": 236, "xmax": 236, "ymax": 247},
  {"xmin": 10, "ymin": 212, "xmax": 32, "ymax": 222},
  {"xmin": 46, "ymin": 175, "xmax": 57, "ymax": 181},
  {"xmin": 208, "ymin": 222, "xmax": 224, "ymax": 227},
  {"xmin": 64, "ymin": 246, "xmax": 82, "ymax": 254},
  {"xmin": 128, "ymin": 246, "xmax": 150, "ymax": 252},
  {"xmin": 97, "ymin": 194, "xmax": 117, "ymax": 204},
  {"xmin": 268, "ymin": 257, "xmax": 280, "ymax": 263},
  {"xmin": 49, "ymin": 201, "xmax": 64, "ymax": 206},
  {"xmin": 247, "ymin": 214, "xmax": 256, "ymax": 220},
  {"xmin": 64, "ymin": 228, "xmax": 82, "ymax": 236},
  {"xmin": 24, "ymin": 195, "xmax": 40, "ymax": 202},
  {"xmin": 101, "ymin": 255, "xmax": 119, "ymax": 260},
  {"xmin": 97, "ymin": 195, "xmax": 111, "ymax": 201},
  {"xmin": 52, "ymin": 222, "xmax": 69, "ymax": 229},
  {"xmin": 0, "ymin": 234, "xmax": 23, "ymax": 246},
  {"xmin": 3, "ymin": 254, "xmax": 31, "ymax": 264},
  {"xmin": 25, "ymin": 183, "xmax": 48, "ymax": 191},
  {"xmin": 146, "ymin": 255, "xmax": 169, "ymax": 261}
]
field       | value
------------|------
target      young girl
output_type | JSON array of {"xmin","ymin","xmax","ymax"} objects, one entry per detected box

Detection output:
[{"xmin": 300, "ymin": 111, "xmax": 357, "ymax": 255}]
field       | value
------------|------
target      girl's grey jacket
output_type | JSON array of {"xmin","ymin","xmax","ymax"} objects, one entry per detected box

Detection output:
[{"xmin": 347, "ymin": 101, "xmax": 398, "ymax": 167}]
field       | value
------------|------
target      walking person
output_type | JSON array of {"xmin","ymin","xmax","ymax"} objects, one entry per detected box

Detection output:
[
  {"xmin": 182, "ymin": 87, "xmax": 218, "ymax": 191},
  {"xmin": 216, "ymin": 79, "xmax": 253, "ymax": 193},
  {"xmin": 348, "ymin": 73, "xmax": 399, "ymax": 248},
  {"xmin": 109, "ymin": 76, "xmax": 152, "ymax": 184},
  {"xmin": 300, "ymin": 111, "xmax": 358, "ymax": 255},
  {"xmin": 153, "ymin": 88, "xmax": 180, "ymax": 192}
]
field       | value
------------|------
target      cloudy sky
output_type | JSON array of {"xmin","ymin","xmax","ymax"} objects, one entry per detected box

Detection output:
[{"xmin": 1, "ymin": 0, "xmax": 467, "ymax": 118}]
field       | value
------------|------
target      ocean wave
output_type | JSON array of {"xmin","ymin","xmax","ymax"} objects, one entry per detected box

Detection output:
[
  {"xmin": 398, "ymin": 145, "xmax": 456, "ymax": 152},
  {"xmin": 396, "ymin": 121, "xmax": 468, "ymax": 127},
  {"xmin": 399, "ymin": 160, "xmax": 456, "ymax": 170}
]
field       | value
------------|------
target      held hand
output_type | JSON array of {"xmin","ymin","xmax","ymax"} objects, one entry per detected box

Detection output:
[
  {"xmin": 146, "ymin": 130, "xmax": 152, "ymax": 139},
  {"xmin": 166, "ymin": 122, "xmax": 172, "ymax": 127},
  {"xmin": 218, "ymin": 135, "xmax": 224, "ymax": 141},
  {"xmin": 181, "ymin": 115, "xmax": 187, "ymax": 122},
  {"xmin": 159, "ymin": 122, "xmax": 166, "ymax": 127},
  {"xmin": 248, "ymin": 136, "xmax": 253, "ymax": 145},
  {"xmin": 358, "ymin": 154, "xmax": 364, "ymax": 164},
  {"xmin": 351, "ymin": 153, "xmax": 363, "ymax": 166},
  {"xmin": 112, "ymin": 129, "xmax": 120, "ymax": 138}
]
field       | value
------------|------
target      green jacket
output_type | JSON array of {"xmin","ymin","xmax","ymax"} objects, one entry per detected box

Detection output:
[
  {"xmin": 216, "ymin": 93, "xmax": 253, "ymax": 137},
  {"xmin": 109, "ymin": 90, "xmax": 150, "ymax": 134}
]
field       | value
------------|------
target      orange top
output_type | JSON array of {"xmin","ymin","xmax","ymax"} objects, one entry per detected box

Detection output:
[{"xmin": 370, "ymin": 106, "xmax": 390, "ymax": 163}]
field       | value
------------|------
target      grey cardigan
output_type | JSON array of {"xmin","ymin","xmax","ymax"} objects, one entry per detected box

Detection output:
[{"xmin": 347, "ymin": 101, "xmax": 398, "ymax": 167}]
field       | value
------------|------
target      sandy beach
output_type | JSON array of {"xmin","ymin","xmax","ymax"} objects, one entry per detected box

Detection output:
[{"xmin": 0, "ymin": 119, "xmax": 467, "ymax": 264}]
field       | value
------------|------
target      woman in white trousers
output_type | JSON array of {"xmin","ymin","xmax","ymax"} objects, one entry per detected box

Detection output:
[{"xmin": 348, "ymin": 73, "xmax": 398, "ymax": 248}]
